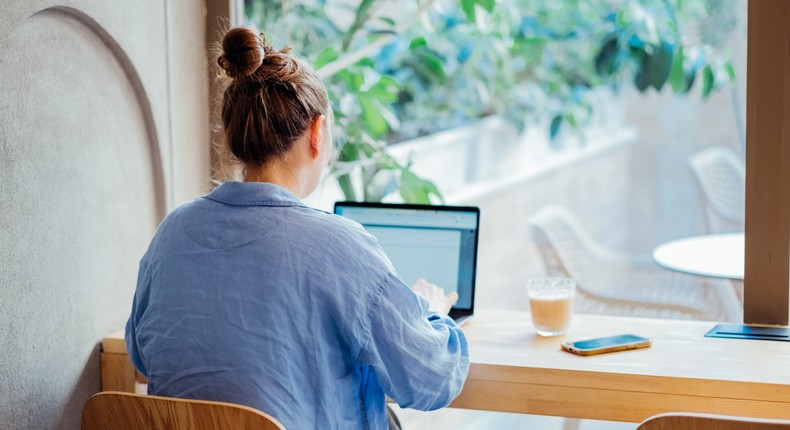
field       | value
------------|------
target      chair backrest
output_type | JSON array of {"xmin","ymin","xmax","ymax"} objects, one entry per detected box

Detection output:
[
  {"xmin": 527, "ymin": 205, "xmax": 718, "ymax": 319},
  {"xmin": 638, "ymin": 412, "xmax": 790, "ymax": 430},
  {"xmin": 689, "ymin": 146, "xmax": 745, "ymax": 233},
  {"xmin": 528, "ymin": 205, "xmax": 605, "ymax": 283},
  {"xmin": 81, "ymin": 391, "xmax": 286, "ymax": 430}
]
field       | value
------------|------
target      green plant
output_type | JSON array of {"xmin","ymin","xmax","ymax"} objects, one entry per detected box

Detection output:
[
  {"xmin": 244, "ymin": 0, "xmax": 737, "ymax": 202},
  {"xmin": 245, "ymin": 0, "xmax": 444, "ymax": 203},
  {"xmin": 379, "ymin": 0, "xmax": 736, "ymax": 140}
]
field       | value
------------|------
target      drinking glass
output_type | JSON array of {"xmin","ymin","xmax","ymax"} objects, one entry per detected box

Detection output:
[{"xmin": 527, "ymin": 277, "xmax": 576, "ymax": 336}]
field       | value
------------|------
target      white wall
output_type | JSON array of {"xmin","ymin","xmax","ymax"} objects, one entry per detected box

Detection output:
[{"xmin": 0, "ymin": 1, "xmax": 210, "ymax": 428}]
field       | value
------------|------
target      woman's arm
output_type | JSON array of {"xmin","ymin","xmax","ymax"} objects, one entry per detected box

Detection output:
[{"xmin": 355, "ymin": 273, "xmax": 470, "ymax": 411}]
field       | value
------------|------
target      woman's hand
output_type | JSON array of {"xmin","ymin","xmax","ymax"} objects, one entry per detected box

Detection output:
[{"xmin": 410, "ymin": 278, "xmax": 459, "ymax": 316}]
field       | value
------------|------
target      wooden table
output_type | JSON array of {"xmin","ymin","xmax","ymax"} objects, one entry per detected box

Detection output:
[
  {"xmin": 101, "ymin": 330, "xmax": 146, "ymax": 394},
  {"xmin": 652, "ymin": 233, "xmax": 744, "ymax": 280},
  {"xmin": 102, "ymin": 309, "xmax": 790, "ymax": 423}
]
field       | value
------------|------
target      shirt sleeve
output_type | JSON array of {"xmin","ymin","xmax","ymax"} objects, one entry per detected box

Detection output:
[
  {"xmin": 125, "ymin": 255, "xmax": 151, "ymax": 377},
  {"xmin": 355, "ymin": 272, "xmax": 470, "ymax": 411}
]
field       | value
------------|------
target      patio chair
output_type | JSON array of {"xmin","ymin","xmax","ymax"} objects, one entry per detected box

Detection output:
[
  {"xmin": 638, "ymin": 412, "xmax": 790, "ymax": 430},
  {"xmin": 689, "ymin": 146, "xmax": 745, "ymax": 233},
  {"xmin": 528, "ymin": 206, "xmax": 742, "ymax": 321},
  {"xmin": 81, "ymin": 391, "xmax": 285, "ymax": 430}
]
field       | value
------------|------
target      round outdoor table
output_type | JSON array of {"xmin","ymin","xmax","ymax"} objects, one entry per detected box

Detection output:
[{"xmin": 652, "ymin": 233, "xmax": 745, "ymax": 280}]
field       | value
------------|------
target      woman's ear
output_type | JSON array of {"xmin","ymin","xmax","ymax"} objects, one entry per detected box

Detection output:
[{"xmin": 308, "ymin": 115, "xmax": 325, "ymax": 160}]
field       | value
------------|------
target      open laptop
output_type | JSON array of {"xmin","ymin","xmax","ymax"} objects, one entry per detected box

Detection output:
[{"xmin": 334, "ymin": 201, "xmax": 480, "ymax": 324}]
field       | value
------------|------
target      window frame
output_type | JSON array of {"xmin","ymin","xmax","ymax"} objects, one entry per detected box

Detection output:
[{"xmin": 743, "ymin": 0, "xmax": 790, "ymax": 325}]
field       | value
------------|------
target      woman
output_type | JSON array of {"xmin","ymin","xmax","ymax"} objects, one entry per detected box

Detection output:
[{"xmin": 125, "ymin": 27, "xmax": 469, "ymax": 430}]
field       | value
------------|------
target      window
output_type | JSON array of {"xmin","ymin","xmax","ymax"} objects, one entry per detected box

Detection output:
[{"xmin": 234, "ymin": 0, "xmax": 787, "ymax": 324}]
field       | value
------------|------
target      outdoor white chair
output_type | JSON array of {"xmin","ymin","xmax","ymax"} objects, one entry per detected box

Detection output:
[
  {"xmin": 528, "ymin": 206, "xmax": 742, "ymax": 321},
  {"xmin": 689, "ymin": 146, "xmax": 745, "ymax": 233}
]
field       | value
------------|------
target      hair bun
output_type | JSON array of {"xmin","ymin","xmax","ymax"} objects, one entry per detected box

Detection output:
[{"xmin": 218, "ymin": 27, "xmax": 265, "ymax": 78}]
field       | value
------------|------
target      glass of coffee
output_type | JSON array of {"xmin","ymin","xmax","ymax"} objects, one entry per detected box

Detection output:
[{"xmin": 527, "ymin": 277, "xmax": 576, "ymax": 336}]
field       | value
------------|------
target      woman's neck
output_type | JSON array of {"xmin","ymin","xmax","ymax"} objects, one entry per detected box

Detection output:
[{"xmin": 243, "ymin": 161, "xmax": 306, "ymax": 198}]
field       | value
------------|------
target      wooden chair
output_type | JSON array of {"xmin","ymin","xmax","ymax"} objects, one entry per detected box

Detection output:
[
  {"xmin": 638, "ymin": 413, "xmax": 790, "ymax": 430},
  {"xmin": 81, "ymin": 391, "xmax": 285, "ymax": 430}
]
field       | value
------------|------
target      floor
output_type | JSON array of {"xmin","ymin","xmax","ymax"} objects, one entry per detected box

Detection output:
[{"xmin": 392, "ymin": 406, "xmax": 638, "ymax": 430}]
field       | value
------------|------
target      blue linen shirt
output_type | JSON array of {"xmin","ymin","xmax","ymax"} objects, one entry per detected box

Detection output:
[{"xmin": 125, "ymin": 181, "xmax": 470, "ymax": 430}]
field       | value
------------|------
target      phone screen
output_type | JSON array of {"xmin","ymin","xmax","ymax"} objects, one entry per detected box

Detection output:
[{"xmin": 571, "ymin": 334, "xmax": 649, "ymax": 350}]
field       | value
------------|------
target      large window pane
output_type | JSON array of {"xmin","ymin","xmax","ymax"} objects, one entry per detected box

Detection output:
[
  {"xmin": 243, "ymin": 0, "xmax": 746, "ymax": 325},
  {"xmin": 239, "ymin": 1, "xmax": 747, "ymax": 428}
]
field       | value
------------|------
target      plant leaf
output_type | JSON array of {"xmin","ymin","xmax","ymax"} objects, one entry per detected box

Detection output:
[
  {"xmin": 338, "ymin": 141, "xmax": 362, "ymax": 162},
  {"xmin": 358, "ymin": 96, "xmax": 390, "ymax": 137},
  {"xmin": 409, "ymin": 36, "xmax": 427, "ymax": 50},
  {"xmin": 477, "ymin": 0, "xmax": 495, "ymax": 13},
  {"xmin": 315, "ymin": 47, "xmax": 338, "ymax": 69},
  {"xmin": 461, "ymin": 0, "xmax": 476, "ymax": 23},
  {"xmin": 368, "ymin": 29, "xmax": 398, "ymax": 36},
  {"xmin": 724, "ymin": 62, "xmax": 736, "ymax": 83},
  {"xmin": 594, "ymin": 33, "xmax": 620, "ymax": 77},
  {"xmin": 683, "ymin": 53, "xmax": 705, "ymax": 93},
  {"xmin": 702, "ymin": 64, "xmax": 714, "ymax": 99},
  {"xmin": 378, "ymin": 16, "xmax": 396, "ymax": 27},
  {"xmin": 615, "ymin": 10, "xmax": 628, "ymax": 28},
  {"xmin": 416, "ymin": 51, "xmax": 447, "ymax": 83},
  {"xmin": 649, "ymin": 41, "xmax": 674, "ymax": 91},
  {"xmin": 563, "ymin": 113, "xmax": 579, "ymax": 129},
  {"xmin": 399, "ymin": 169, "xmax": 443, "ymax": 204},
  {"xmin": 550, "ymin": 115, "xmax": 563, "ymax": 139},
  {"xmin": 633, "ymin": 49, "xmax": 651, "ymax": 92},
  {"xmin": 365, "ymin": 81, "xmax": 399, "ymax": 103},
  {"xmin": 669, "ymin": 46, "xmax": 685, "ymax": 93}
]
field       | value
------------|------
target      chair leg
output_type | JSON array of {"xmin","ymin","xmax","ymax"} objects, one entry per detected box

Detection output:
[
  {"xmin": 730, "ymin": 279, "xmax": 744, "ymax": 304},
  {"xmin": 562, "ymin": 418, "xmax": 581, "ymax": 430},
  {"xmin": 713, "ymin": 279, "xmax": 743, "ymax": 322}
]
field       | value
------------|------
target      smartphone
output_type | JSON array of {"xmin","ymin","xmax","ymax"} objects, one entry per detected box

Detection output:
[{"xmin": 561, "ymin": 334, "xmax": 652, "ymax": 356}]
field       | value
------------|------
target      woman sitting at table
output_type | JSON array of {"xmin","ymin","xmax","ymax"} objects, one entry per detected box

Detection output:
[{"xmin": 124, "ymin": 26, "xmax": 469, "ymax": 430}]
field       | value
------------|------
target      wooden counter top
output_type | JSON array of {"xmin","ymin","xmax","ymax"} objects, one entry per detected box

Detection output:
[{"xmin": 102, "ymin": 309, "xmax": 790, "ymax": 422}]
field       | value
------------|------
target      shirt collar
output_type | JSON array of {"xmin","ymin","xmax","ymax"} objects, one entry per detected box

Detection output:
[{"xmin": 203, "ymin": 181, "xmax": 307, "ymax": 207}]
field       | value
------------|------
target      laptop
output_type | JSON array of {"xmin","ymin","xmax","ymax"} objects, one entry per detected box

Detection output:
[{"xmin": 334, "ymin": 201, "xmax": 480, "ymax": 324}]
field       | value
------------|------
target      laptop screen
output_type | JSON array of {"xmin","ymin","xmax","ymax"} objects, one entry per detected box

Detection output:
[{"xmin": 334, "ymin": 202, "xmax": 479, "ymax": 316}]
